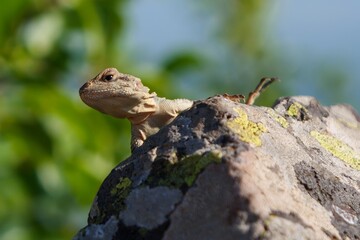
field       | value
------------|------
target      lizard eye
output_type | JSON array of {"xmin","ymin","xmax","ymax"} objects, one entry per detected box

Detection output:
[{"xmin": 104, "ymin": 74, "xmax": 114, "ymax": 81}]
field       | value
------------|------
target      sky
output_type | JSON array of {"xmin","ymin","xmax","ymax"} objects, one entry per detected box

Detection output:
[
  {"xmin": 123, "ymin": 0, "xmax": 360, "ymax": 110},
  {"xmin": 274, "ymin": 1, "xmax": 360, "ymax": 109}
]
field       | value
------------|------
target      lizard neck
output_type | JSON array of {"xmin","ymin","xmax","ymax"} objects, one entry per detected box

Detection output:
[
  {"xmin": 125, "ymin": 96, "xmax": 158, "ymax": 124},
  {"xmin": 83, "ymin": 93, "xmax": 159, "ymax": 121},
  {"xmin": 128, "ymin": 112, "xmax": 153, "ymax": 125}
]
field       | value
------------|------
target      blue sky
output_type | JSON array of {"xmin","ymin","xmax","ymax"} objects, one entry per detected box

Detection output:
[
  {"xmin": 274, "ymin": 1, "xmax": 360, "ymax": 108},
  {"xmin": 123, "ymin": 0, "xmax": 360, "ymax": 110}
]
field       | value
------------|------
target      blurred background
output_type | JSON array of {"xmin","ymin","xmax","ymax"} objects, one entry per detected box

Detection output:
[{"xmin": 1, "ymin": 0, "xmax": 359, "ymax": 239}]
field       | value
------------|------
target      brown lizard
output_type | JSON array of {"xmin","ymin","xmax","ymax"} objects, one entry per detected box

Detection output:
[
  {"xmin": 79, "ymin": 68, "xmax": 193, "ymax": 152},
  {"xmin": 79, "ymin": 67, "xmax": 277, "ymax": 151}
]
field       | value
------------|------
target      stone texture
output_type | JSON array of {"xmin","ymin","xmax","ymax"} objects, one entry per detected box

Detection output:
[
  {"xmin": 119, "ymin": 186, "xmax": 182, "ymax": 229},
  {"xmin": 74, "ymin": 95, "xmax": 360, "ymax": 240}
]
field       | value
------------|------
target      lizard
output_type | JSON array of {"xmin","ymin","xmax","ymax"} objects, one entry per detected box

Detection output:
[{"xmin": 79, "ymin": 67, "xmax": 277, "ymax": 152}]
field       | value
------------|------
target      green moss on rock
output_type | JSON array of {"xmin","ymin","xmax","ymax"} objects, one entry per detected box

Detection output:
[
  {"xmin": 145, "ymin": 151, "xmax": 222, "ymax": 188},
  {"xmin": 107, "ymin": 177, "xmax": 133, "ymax": 218},
  {"xmin": 111, "ymin": 177, "xmax": 132, "ymax": 196}
]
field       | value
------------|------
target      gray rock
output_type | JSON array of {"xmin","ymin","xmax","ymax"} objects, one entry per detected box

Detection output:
[
  {"xmin": 119, "ymin": 186, "xmax": 182, "ymax": 229},
  {"xmin": 74, "ymin": 95, "xmax": 360, "ymax": 240}
]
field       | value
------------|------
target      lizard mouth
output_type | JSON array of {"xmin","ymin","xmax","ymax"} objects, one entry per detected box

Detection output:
[{"xmin": 79, "ymin": 87, "xmax": 130, "ymax": 102}]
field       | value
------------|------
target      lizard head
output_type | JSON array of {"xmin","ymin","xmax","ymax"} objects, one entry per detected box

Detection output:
[
  {"xmin": 79, "ymin": 68, "xmax": 157, "ymax": 119},
  {"xmin": 79, "ymin": 68, "xmax": 149, "ymax": 97}
]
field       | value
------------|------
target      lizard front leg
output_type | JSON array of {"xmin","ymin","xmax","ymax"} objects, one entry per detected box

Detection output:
[
  {"xmin": 130, "ymin": 124, "xmax": 146, "ymax": 152},
  {"xmin": 129, "ymin": 99, "xmax": 193, "ymax": 152}
]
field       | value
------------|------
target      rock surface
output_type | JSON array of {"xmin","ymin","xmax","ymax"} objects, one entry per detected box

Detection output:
[{"xmin": 74, "ymin": 95, "xmax": 360, "ymax": 240}]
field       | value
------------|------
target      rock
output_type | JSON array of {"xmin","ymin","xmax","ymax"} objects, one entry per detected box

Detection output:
[{"xmin": 74, "ymin": 95, "xmax": 360, "ymax": 240}]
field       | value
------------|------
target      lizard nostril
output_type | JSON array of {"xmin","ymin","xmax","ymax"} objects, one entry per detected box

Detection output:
[{"xmin": 79, "ymin": 82, "xmax": 91, "ymax": 93}]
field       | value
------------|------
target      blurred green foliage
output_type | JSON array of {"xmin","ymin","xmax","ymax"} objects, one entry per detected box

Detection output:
[
  {"xmin": 0, "ymin": 1, "xmax": 131, "ymax": 239},
  {"xmin": 0, "ymin": 0, "xmax": 286, "ymax": 239}
]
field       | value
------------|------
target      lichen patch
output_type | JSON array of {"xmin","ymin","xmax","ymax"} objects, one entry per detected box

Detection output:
[
  {"xmin": 336, "ymin": 117, "xmax": 360, "ymax": 129},
  {"xmin": 287, "ymin": 102, "xmax": 310, "ymax": 121},
  {"xmin": 111, "ymin": 177, "xmax": 132, "ymax": 196},
  {"xmin": 145, "ymin": 151, "xmax": 222, "ymax": 188},
  {"xmin": 226, "ymin": 108, "xmax": 267, "ymax": 147},
  {"xmin": 311, "ymin": 131, "xmax": 360, "ymax": 170},
  {"xmin": 267, "ymin": 109, "xmax": 289, "ymax": 128}
]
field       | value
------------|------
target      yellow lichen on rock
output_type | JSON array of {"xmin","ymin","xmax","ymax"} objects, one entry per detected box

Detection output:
[
  {"xmin": 311, "ymin": 131, "xmax": 360, "ymax": 170},
  {"xmin": 336, "ymin": 118, "xmax": 360, "ymax": 129},
  {"xmin": 267, "ymin": 109, "xmax": 289, "ymax": 128},
  {"xmin": 287, "ymin": 102, "xmax": 308, "ymax": 117},
  {"xmin": 226, "ymin": 108, "xmax": 267, "ymax": 147}
]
